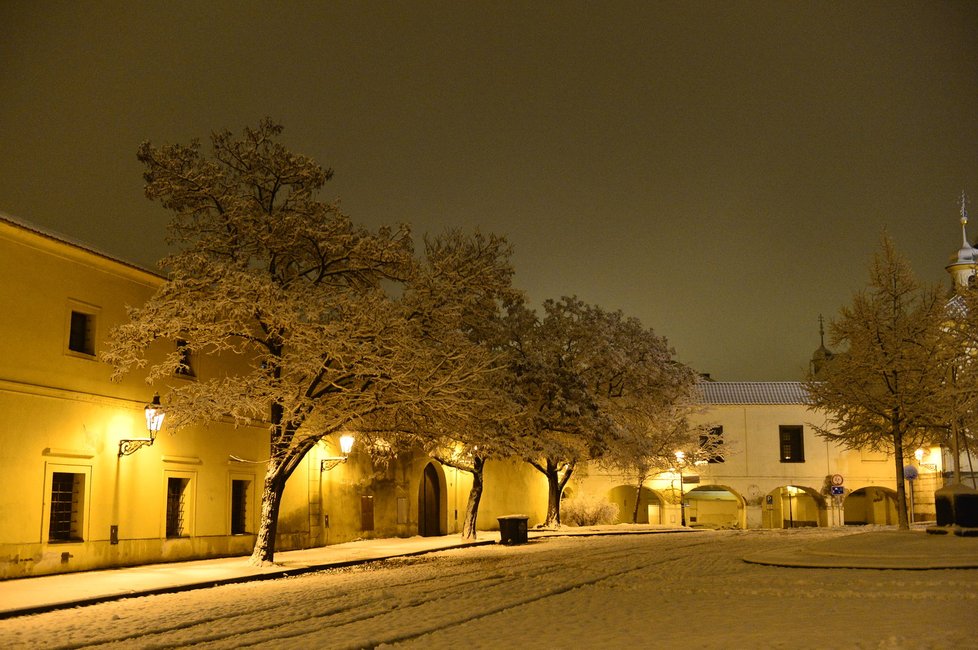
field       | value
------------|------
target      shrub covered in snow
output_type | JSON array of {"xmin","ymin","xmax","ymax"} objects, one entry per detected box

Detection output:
[{"xmin": 561, "ymin": 494, "xmax": 619, "ymax": 526}]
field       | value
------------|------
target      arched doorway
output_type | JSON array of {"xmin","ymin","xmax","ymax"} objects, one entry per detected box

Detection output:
[
  {"xmin": 762, "ymin": 485, "xmax": 826, "ymax": 528},
  {"xmin": 684, "ymin": 485, "xmax": 746, "ymax": 529},
  {"xmin": 418, "ymin": 462, "xmax": 443, "ymax": 536},
  {"xmin": 844, "ymin": 486, "xmax": 898, "ymax": 525},
  {"xmin": 608, "ymin": 485, "xmax": 664, "ymax": 524}
]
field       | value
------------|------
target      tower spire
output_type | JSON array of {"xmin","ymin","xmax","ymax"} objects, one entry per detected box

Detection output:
[{"xmin": 946, "ymin": 191, "xmax": 977, "ymax": 289}]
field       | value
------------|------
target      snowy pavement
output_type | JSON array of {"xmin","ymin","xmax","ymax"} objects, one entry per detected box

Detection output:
[{"xmin": 1, "ymin": 526, "xmax": 976, "ymax": 649}]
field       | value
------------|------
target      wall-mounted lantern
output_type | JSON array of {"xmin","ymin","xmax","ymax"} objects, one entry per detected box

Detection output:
[
  {"xmin": 119, "ymin": 393, "xmax": 165, "ymax": 457},
  {"xmin": 321, "ymin": 434, "xmax": 355, "ymax": 471}
]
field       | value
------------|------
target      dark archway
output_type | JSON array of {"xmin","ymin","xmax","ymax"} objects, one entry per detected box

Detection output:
[{"xmin": 418, "ymin": 462, "xmax": 442, "ymax": 536}]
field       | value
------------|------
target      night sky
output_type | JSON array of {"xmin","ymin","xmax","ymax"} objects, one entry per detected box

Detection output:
[{"xmin": 2, "ymin": 1, "xmax": 977, "ymax": 381}]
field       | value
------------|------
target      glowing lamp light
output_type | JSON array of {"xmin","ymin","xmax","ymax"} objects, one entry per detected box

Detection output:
[
  {"xmin": 145, "ymin": 393, "xmax": 165, "ymax": 434},
  {"xmin": 119, "ymin": 393, "xmax": 165, "ymax": 457},
  {"xmin": 322, "ymin": 433, "xmax": 355, "ymax": 472}
]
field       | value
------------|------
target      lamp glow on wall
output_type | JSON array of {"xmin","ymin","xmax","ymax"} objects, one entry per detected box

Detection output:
[
  {"xmin": 321, "ymin": 434, "xmax": 355, "ymax": 471},
  {"xmin": 914, "ymin": 447, "xmax": 938, "ymax": 471},
  {"xmin": 119, "ymin": 393, "xmax": 165, "ymax": 457}
]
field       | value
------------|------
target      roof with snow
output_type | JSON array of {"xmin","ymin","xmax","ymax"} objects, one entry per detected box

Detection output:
[
  {"xmin": 0, "ymin": 211, "xmax": 160, "ymax": 277},
  {"xmin": 697, "ymin": 381, "xmax": 810, "ymax": 405}
]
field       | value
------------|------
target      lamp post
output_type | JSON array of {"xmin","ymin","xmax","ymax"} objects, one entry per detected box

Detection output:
[
  {"xmin": 321, "ymin": 433, "xmax": 355, "ymax": 471},
  {"xmin": 675, "ymin": 450, "xmax": 686, "ymax": 526},
  {"xmin": 119, "ymin": 393, "xmax": 165, "ymax": 457}
]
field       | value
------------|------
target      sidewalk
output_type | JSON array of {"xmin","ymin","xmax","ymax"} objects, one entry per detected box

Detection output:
[
  {"xmin": 0, "ymin": 534, "xmax": 505, "ymax": 619},
  {"xmin": 0, "ymin": 525, "xmax": 697, "ymax": 619},
  {"xmin": 3, "ymin": 526, "xmax": 976, "ymax": 619}
]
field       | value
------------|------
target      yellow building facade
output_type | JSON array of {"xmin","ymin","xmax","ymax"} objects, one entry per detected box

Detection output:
[{"xmin": 0, "ymin": 215, "xmax": 549, "ymax": 579}]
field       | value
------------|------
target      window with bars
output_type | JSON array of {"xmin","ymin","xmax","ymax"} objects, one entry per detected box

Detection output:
[
  {"xmin": 779, "ymin": 425, "xmax": 805, "ymax": 463},
  {"xmin": 230, "ymin": 479, "xmax": 250, "ymax": 535},
  {"xmin": 49, "ymin": 472, "xmax": 84, "ymax": 542},
  {"xmin": 166, "ymin": 477, "xmax": 190, "ymax": 538}
]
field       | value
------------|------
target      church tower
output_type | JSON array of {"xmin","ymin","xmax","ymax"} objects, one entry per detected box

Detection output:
[
  {"xmin": 945, "ymin": 192, "xmax": 977, "ymax": 290},
  {"xmin": 809, "ymin": 314, "xmax": 834, "ymax": 379}
]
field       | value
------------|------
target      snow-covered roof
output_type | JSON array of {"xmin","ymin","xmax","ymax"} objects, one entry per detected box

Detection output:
[
  {"xmin": 697, "ymin": 381, "xmax": 810, "ymax": 405},
  {"xmin": 0, "ymin": 211, "xmax": 161, "ymax": 277}
]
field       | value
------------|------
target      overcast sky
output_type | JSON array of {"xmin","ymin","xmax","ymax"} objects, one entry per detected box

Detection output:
[{"xmin": 2, "ymin": 1, "xmax": 977, "ymax": 380}]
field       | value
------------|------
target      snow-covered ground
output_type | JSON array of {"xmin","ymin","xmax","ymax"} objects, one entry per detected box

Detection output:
[{"xmin": 1, "ymin": 528, "xmax": 974, "ymax": 649}]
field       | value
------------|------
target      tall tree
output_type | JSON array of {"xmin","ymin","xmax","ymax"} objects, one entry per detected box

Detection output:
[
  {"xmin": 804, "ymin": 234, "xmax": 951, "ymax": 529},
  {"xmin": 104, "ymin": 119, "xmax": 502, "ymax": 564},
  {"xmin": 504, "ymin": 296, "xmax": 694, "ymax": 527},
  {"xmin": 364, "ymin": 229, "xmax": 522, "ymax": 540}
]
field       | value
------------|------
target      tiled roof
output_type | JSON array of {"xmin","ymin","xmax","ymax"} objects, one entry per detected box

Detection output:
[{"xmin": 697, "ymin": 381, "xmax": 810, "ymax": 405}]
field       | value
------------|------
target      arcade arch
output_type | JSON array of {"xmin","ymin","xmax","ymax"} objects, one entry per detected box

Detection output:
[
  {"xmin": 683, "ymin": 485, "xmax": 746, "ymax": 529},
  {"xmin": 843, "ymin": 486, "xmax": 899, "ymax": 526},
  {"xmin": 607, "ymin": 485, "xmax": 666, "ymax": 524},
  {"xmin": 761, "ymin": 485, "xmax": 827, "ymax": 528}
]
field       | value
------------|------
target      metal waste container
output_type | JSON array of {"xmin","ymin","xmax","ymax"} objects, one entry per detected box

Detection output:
[{"xmin": 497, "ymin": 515, "xmax": 529, "ymax": 545}]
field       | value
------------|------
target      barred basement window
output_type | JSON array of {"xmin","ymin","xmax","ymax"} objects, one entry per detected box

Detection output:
[
  {"xmin": 166, "ymin": 477, "xmax": 190, "ymax": 538},
  {"xmin": 49, "ymin": 472, "xmax": 84, "ymax": 542},
  {"xmin": 231, "ymin": 479, "xmax": 250, "ymax": 535}
]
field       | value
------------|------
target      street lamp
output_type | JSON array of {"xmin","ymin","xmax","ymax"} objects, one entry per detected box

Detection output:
[
  {"xmin": 119, "ymin": 393, "xmax": 165, "ymax": 457},
  {"xmin": 321, "ymin": 433, "xmax": 355, "ymax": 471},
  {"xmin": 675, "ymin": 450, "xmax": 686, "ymax": 526}
]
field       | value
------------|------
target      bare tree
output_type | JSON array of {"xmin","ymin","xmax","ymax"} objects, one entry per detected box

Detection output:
[
  {"xmin": 104, "ymin": 119, "xmax": 505, "ymax": 563},
  {"xmin": 804, "ymin": 234, "xmax": 951, "ymax": 529}
]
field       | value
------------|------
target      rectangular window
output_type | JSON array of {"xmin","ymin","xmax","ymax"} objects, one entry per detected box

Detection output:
[
  {"xmin": 779, "ymin": 425, "xmax": 805, "ymax": 463},
  {"xmin": 166, "ymin": 477, "xmax": 190, "ymax": 538},
  {"xmin": 48, "ymin": 472, "xmax": 85, "ymax": 542},
  {"xmin": 175, "ymin": 339, "xmax": 195, "ymax": 377},
  {"xmin": 68, "ymin": 310, "xmax": 95, "ymax": 355},
  {"xmin": 700, "ymin": 426, "xmax": 724, "ymax": 463},
  {"xmin": 230, "ymin": 479, "xmax": 250, "ymax": 535}
]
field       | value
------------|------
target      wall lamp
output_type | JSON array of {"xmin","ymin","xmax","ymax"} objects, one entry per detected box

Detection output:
[
  {"xmin": 321, "ymin": 434, "xmax": 355, "ymax": 471},
  {"xmin": 914, "ymin": 448, "xmax": 938, "ymax": 471},
  {"xmin": 119, "ymin": 393, "xmax": 165, "ymax": 457}
]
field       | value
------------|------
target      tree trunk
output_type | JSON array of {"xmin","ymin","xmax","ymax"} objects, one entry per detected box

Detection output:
[
  {"xmin": 539, "ymin": 458, "xmax": 574, "ymax": 527},
  {"xmin": 460, "ymin": 456, "xmax": 485, "ymax": 540},
  {"xmin": 891, "ymin": 412, "xmax": 910, "ymax": 530},
  {"xmin": 250, "ymin": 460, "xmax": 288, "ymax": 565},
  {"xmin": 631, "ymin": 476, "xmax": 646, "ymax": 524}
]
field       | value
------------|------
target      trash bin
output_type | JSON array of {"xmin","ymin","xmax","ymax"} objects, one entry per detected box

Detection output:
[{"xmin": 497, "ymin": 515, "xmax": 529, "ymax": 545}]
